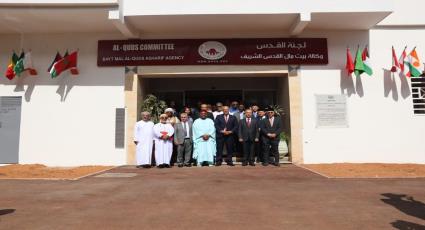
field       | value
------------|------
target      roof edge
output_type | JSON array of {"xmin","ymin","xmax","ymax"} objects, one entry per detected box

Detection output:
[{"xmin": 0, "ymin": 0, "xmax": 118, "ymax": 7}]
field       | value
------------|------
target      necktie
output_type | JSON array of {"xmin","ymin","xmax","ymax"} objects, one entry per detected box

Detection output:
[
  {"xmin": 183, "ymin": 122, "xmax": 188, "ymax": 137},
  {"xmin": 269, "ymin": 118, "xmax": 274, "ymax": 127},
  {"xmin": 225, "ymin": 115, "xmax": 228, "ymax": 123},
  {"xmin": 247, "ymin": 118, "xmax": 251, "ymax": 127}
]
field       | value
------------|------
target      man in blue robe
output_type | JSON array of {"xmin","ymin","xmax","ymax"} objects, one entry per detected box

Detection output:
[{"xmin": 192, "ymin": 110, "xmax": 216, "ymax": 166}]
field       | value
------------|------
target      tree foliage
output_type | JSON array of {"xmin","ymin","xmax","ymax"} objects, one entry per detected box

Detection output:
[{"xmin": 140, "ymin": 94, "xmax": 167, "ymax": 123}]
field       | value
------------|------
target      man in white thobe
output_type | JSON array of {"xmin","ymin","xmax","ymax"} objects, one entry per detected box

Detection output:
[
  {"xmin": 134, "ymin": 111, "xmax": 154, "ymax": 168},
  {"xmin": 153, "ymin": 114, "xmax": 175, "ymax": 168}
]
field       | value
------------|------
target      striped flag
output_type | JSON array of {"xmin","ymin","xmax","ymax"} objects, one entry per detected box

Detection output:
[
  {"xmin": 406, "ymin": 47, "xmax": 423, "ymax": 77},
  {"xmin": 361, "ymin": 46, "xmax": 373, "ymax": 76},
  {"xmin": 391, "ymin": 46, "xmax": 400, "ymax": 72},
  {"xmin": 399, "ymin": 46, "xmax": 408, "ymax": 75},
  {"xmin": 4, "ymin": 52, "xmax": 19, "ymax": 80},
  {"xmin": 13, "ymin": 51, "xmax": 37, "ymax": 76}
]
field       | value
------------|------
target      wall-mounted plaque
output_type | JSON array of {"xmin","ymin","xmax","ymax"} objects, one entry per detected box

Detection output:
[
  {"xmin": 0, "ymin": 96, "xmax": 22, "ymax": 163},
  {"xmin": 316, "ymin": 94, "xmax": 348, "ymax": 128}
]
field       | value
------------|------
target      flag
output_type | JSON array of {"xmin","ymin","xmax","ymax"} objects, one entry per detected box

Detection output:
[
  {"xmin": 13, "ymin": 51, "xmax": 37, "ymax": 76},
  {"xmin": 361, "ymin": 46, "xmax": 373, "ymax": 76},
  {"xmin": 13, "ymin": 53, "xmax": 25, "ymax": 76},
  {"xmin": 391, "ymin": 46, "xmax": 400, "ymax": 72},
  {"xmin": 47, "ymin": 52, "xmax": 62, "ymax": 72},
  {"xmin": 23, "ymin": 51, "xmax": 37, "ymax": 75},
  {"xmin": 406, "ymin": 48, "xmax": 423, "ymax": 77},
  {"xmin": 399, "ymin": 46, "xmax": 407, "ymax": 74},
  {"xmin": 354, "ymin": 47, "xmax": 364, "ymax": 77},
  {"xmin": 50, "ymin": 51, "xmax": 78, "ymax": 78},
  {"xmin": 345, "ymin": 48, "xmax": 354, "ymax": 76},
  {"xmin": 4, "ymin": 52, "xmax": 19, "ymax": 80}
]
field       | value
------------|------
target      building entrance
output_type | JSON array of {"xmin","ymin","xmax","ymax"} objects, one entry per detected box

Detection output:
[
  {"xmin": 146, "ymin": 77, "xmax": 279, "ymax": 113},
  {"xmin": 185, "ymin": 90, "xmax": 242, "ymax": 107}
]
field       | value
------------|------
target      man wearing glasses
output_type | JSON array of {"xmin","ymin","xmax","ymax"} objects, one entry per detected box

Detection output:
[{"xmin": 260, "ymin": 108, "xmax": 282, "ymax": 167}]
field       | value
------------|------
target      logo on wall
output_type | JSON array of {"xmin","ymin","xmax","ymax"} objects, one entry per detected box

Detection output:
[{"xmin": 198, "ymin": 41, "xmax": 227, "ymax": 60}]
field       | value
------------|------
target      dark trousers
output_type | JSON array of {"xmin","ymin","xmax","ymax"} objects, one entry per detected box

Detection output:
[
  {"xmin": 255, "ymin": 140, "xmax": 263, "ymax": 162},
  {"xmin": 262, "ymin": 138, "xmax": 279, "ymax": 164},
  {"xmin": 177, "ymin": 139, "xmax": 192, "ymax": 164},
  {"xmin": 216, "ymin": 135, "xmax": 234, "ymax": 163},
  {"xmin": 242, "ymin": 140, "xmax": 255, "ymax": 163}
]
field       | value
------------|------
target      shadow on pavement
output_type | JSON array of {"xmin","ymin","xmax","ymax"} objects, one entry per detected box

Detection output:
[
  {"xmin": 0, "ymin": 209, "xmax": 15, "ymax": 216},
  {"xmin": 381, "ymin": 193, "xmax": 425, "ymax": 220},
  {"xmin": 391, "ymin": 220, "xmax": 425, "ymax": 230}
]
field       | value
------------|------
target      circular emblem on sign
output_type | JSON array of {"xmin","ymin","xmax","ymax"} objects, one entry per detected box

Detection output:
[{"xmin": 198, "ymin": 41, "xmax": 227, "ymax": 60}]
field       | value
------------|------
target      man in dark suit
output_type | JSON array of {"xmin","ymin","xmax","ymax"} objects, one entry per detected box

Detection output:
[
  {"xmin": 214, "ymin": 106, "xmax": 238, "ymax": 166},
  {"xmin": 260, "ymin": 108, "xmax": 282, "ymax": 167},
  {"xmin": 238, "ymin": 109, "xmax": 259, "ymax": 166},
  {"xmin": 255, "ymin": 108, "xmax": 266, "ymax": 163}
]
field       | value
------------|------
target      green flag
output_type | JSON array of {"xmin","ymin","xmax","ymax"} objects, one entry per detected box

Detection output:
[
  {"xmin": 13, "ymin": 52, "xmax": 25, "ymax": 76},
  {"xmin": 354, "ymin": 47, "xmax": 364, "ymax": 77}
]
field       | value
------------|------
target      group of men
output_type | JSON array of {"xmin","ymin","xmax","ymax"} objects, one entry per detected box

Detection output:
[{"xmin": 134, "ymin": 101, "xmax": 283, "ymax": 168}]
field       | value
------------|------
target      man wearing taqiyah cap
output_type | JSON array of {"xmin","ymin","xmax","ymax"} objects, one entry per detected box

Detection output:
[{"xmin": 165, "ymin": 108, "xmax": 179, "ymax": 127}]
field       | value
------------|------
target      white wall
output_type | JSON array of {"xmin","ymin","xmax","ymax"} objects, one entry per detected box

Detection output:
[
  {"xmin": 300, "ymin": 30, "xmax": 425, "ymax": 164},
  {"xmin": 123, "ymin": 0, "xmax": 393, "ymax": 16},
  {"xmin": 378, "ymin": 0, "xmax": 425, "ymax": 26},
  {"xmin": 0, "ymin": 33, "xmax": 127, "ymax": 166}
]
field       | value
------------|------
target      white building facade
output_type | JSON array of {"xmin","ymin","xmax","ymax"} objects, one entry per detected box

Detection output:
[{"xmin": 0, "ymin": 0, "xmax": 424, "ymax": 166}]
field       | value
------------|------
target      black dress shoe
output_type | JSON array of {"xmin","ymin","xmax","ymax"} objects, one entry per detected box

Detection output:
[
  {"xmin": 227, "ymin": 162, "xmax": 235, "ymax": 166},
  {"xmin": 157, "ymin": 165, "xmax": 164, "ymax": 168},
  {"xmin": 165, "ymin": 164, "xmax": 171, "ymax": 168},
  {"xmin": 184, "ymin": 163, "xmax": 192, "ymax": 167},
  {"xmin": 273, "ymin": 162, "xmax": 280, "ymax": 167},
  {"xmin": 262, "ymin": 163, "xmax": 269, "ymax": 166},
  {"xmin": 249, "ymin": 162, "xmax": 255, "ymax": 166},
  {"xmin": 178, "ymin": 164, "xmax": 184, "ymax": 168},
  {"xmin": 136, "ymin": 165, "xmax": 142, "ymax": 168},
  {"xmin": 241, "ymin": 162, "xmax": 248, "ymax": 166},
  {"xmin": 215, "ymin": 162, "xmax": 222, "ymax": 166}
]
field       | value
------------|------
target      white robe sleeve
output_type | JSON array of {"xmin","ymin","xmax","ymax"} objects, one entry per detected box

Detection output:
[
  {"xmin": 167, "ymin": 124, "xmax": 175, "ymax": 137},
  {"xmin": 153, "ymin": 124, "xmax": 162, "ymax": 139}
]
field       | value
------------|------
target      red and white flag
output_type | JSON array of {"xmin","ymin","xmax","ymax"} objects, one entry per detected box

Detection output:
[
  {"xmin": 391, "ymin": 46, "xmax": 400, "ymax": 72},
  {"xmin": 399, "ymin": 46, "xmax": 408, "ymax": 75}
]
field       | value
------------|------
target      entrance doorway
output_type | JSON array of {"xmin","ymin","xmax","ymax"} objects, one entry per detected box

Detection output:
[
  {"xmin": 146, "ymin": 77, "xmax": 279, "ymax": 113},
  {"xmin": 185, "ymin": 90, "xmax": 242, "ymax": 107}
]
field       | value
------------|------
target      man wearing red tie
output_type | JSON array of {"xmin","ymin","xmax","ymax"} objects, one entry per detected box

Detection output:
[
  {"xmin": 214, "ymin": 106, "xmax": 238, "ymax": 166},
  {"xmin": 260, "ymin": 107, "xmax": 282, "ymax": 167},
  {"xmin": 238, "ymin": 109, "xmax": 260, "ymax": 166}
]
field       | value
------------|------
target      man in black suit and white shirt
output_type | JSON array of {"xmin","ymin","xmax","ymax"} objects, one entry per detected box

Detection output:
[
  {"xmin": 214, "ymin": 106, "xmax": 238, "ymax": 166},
  {"xmin": 238, "ymin": 109, "xmax": 259, "ymax": 166},
  {"xmin": 260, "ymin": 108, "xmax": 283, "ymax": 167}
]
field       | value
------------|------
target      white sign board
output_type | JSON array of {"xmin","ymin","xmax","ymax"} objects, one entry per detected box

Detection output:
[
  {"xmin": 316, "ymin": 94, "xmax": 348, "ymax": 128},
  {"xmin": 0, "ymin": 96, "xmax": 22, "ymax": 163}
]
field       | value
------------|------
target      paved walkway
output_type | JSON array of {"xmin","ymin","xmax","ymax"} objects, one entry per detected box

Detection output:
[{"xmin": 0, "ymin": 165, "xmax": 424, "ymax": 230}]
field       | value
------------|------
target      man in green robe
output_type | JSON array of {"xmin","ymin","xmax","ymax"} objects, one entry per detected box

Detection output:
[{"xmin": 192, "ymin": 110, "xmax": 216, "ymax": 166}]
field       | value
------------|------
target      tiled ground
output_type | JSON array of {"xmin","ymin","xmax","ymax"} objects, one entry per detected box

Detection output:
[{"xmin": 0, "ymin": 164, "xmax": 424, "ymax": 230}]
